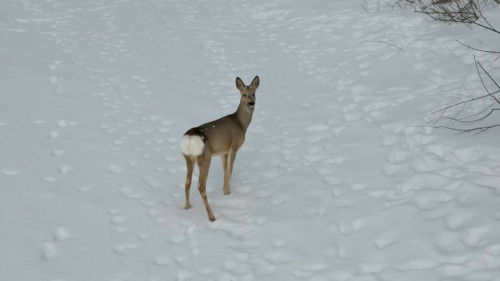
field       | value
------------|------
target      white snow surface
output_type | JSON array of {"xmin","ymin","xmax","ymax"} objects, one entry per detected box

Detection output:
[{"xmin": 2, "ymin": 0, "xmax": 500, "ymax": 280}]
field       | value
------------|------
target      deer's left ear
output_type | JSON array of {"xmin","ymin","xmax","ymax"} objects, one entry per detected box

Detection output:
[
  {"xmin": 251, "ymin": 76, "xmax": 259, "ymax": 90},
  {"xmin": 236, "ymin": 77, "xmax": 245, "ymax": 91}
]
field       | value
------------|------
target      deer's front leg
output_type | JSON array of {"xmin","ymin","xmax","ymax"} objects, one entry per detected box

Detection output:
[
  {"xmin": 221, "ymin": 154, "xmax": 230, "ymax": 194},
  {"xmin": 225, "ymin": 149, "xmax": 237, "ymax": 195}
]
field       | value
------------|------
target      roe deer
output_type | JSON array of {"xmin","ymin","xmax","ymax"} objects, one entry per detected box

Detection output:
[{"xmin": 180, "ymin": 76, "xmax": 260, "ymax": 221}]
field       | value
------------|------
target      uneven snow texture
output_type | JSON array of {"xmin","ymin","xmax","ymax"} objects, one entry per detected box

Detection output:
[
  {"xmin": 1, "ymin": 0, "xmax": 500, "ymax": 281},
  {"xmin": 180, "ymin": 135, "xmax": 205, "ymax": 156}
]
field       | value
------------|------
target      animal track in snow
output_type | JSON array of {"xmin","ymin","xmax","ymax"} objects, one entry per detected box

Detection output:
[
  {"xmin": 373, "ymin": 231, "xmax": 400, "ymax": 249},
  {"xmin": 461, "ymin": 226, "xmax": 491, "ymax": 247},
  {"xmin": 1, "ymin": 169, "xmax": 20, "ymax": 176},
  {"xmin": 106, "ymin": 165, "xmax": 122, "ymax": 174},
  {"xmin": 336, "ymin": 217, "xmax": 365, "ymax": 234},
  {"xmin": 53, "ymin": 227, "xmax": 70, "ymax": 241},
  {"xmin": 41, "ymin": 242, "xmax": 57, "ymax": 260},
  {"xmin": 291, "ymin": 263, "xmax": 328, "ymax": 279},
  {"xmin": 208, "ymin": 219, "xmax": 254, "ymax": 239},
  {"xmin": 113, "ymin": 243, "xmax": 138, "ymax": 254}
]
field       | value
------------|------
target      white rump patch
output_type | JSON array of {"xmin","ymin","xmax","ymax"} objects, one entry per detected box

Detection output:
[{"xmin": 180, "ymin": 135, "xmax": 205, "ymax": 156}]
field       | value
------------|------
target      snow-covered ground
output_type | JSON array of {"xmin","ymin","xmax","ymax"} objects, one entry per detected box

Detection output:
[{"xmin": 2, "ymin": 0, "xmax": 500, "ymax": 280}]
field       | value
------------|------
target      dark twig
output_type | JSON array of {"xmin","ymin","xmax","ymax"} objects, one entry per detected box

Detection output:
[
  {"xmin": 454, "ymin": 102, "xmax": 496, "ymax": 122},
  {"xmin": 475, "ymin": 57, "xmax": 500, "ymax": 107},
  {"xmin": 478, "ymin": 61, "xmax": 500, "ymax": 92},
  {"xmin": 448, "ymin": 102, "xmax": 467, "ymax": 126},
  {"xmin": 441, "ymin": 108, "xmax": 500, "ymax": 125},
  {"xmin": 361, "ymin": 2, "xmax": 370, "ymax": 12},
  {"xmin": 431, "ymin": 89, "xmax": 500, "ymax": 114},
  {"xmin": 457, "ymin": 40, "xmax": 500, "ymax": 54},
  {"xmin": 426, "ymin": 123, "xmax": 500, "ymax": 134},
  {"xmin": 371, "ymin": 40, "xmax": 405, "ymax": 51},
  {"xmin": 472, "ymin": 21, "xmax": 500, "ymax": 35}
]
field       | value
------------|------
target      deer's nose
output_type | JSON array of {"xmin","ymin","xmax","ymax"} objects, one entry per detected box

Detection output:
[{"xmin": 248, "ymin": 102, "xmax": 255, "ymax": 106}]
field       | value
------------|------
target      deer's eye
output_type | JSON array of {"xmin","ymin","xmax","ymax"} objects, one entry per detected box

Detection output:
[
  {"xmin": 243, "ymin": 94, "xmax": 247, "ymax": 97},
  {"xmin": 252, "ymin": 94, "xmax": 255, "ymax": 97}
]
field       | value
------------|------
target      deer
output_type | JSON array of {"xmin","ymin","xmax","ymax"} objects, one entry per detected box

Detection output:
[{"xmin": 179, "ymin": 76, "xmax": 260, "ymax": 221}]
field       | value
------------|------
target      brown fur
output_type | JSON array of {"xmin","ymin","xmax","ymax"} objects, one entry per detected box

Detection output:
[{"xmin": 181, "ymin": 76, "xmax": 259, "ymax": 221}]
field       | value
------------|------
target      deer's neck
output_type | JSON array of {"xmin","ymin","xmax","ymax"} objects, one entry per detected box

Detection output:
[{"xmin": 235, "ymin": 103, "xmax": 254, "ymax": 133}]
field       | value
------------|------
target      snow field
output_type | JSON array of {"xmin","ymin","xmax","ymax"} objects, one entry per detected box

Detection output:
[{"xmin": 1, "ymin": 0, "xmax": 500, "ymax": 281}]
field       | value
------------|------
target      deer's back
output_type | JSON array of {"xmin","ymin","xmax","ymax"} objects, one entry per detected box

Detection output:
[{"xmin": 195, "ymin": 114, "xmax": 245, "ymax": 156}]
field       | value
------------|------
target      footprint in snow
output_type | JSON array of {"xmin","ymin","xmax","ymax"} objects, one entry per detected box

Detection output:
[
  {"xmin": 41, "ymin": 242, "xmax": 57, "ymax": 260},
  {"xmin": 291, "ymin": 263, "xmax": 328, "ymax": 279},
  {"xmin": 262, "ymin": 251, "xmax": 293, "ymax": 265},
  {"xmin": 433, "ymin": 231, "xmax": 464, "ymax": 252},
  {"xmin": 443, "ymin": 212, "xmax": 473, "ymax": 230},
  {"xmin": 59, "ymin": 165, "xmax": 70, "ymax": 174},
  {"xmin": 1, "ymin": 169, "xmax": 20, "ymax": 176},
  {"xmin": 373, "ymin": 231, "xmax": 400, "ymax": 249},
  {"xmin": 53, "ymin": 226, "xmax": 70, "ymax": 241},
  {"xmin": 271, "ymin": 195, "xmax": 291, "ymax": 206},
  {"xmin": 336, "ymin": 217, "xmax": 365, "ymax": 234},
  {"xmin": 305, "ymin": 124, "xmax": 329, "ymax": 132},
  {"xmin": 208, "ymin": 219, "xmax": 254, "ymax": 239},
  {"xmin": 48, "ymin": 131, "xmax": 59, "ymax": 139},
  {"xmin": 383, "ymin": 164, "xmax": 401, "ymax": 176},
  {"xmin": 461, "ymin": 226, "xmax": 491, "ymax": 247},
  {"xmin": 153, "ymin": 254, "xmax": 171, "ymax": 266},
  {"xmin": 396, "ymin": 260, "xmax": 440, "ymax": 271},
  {"xmin": 211, "ymin": 198, "xmax": 249, "ymax": 210},
  {"xmin": 113, "ymin": 243, "xmax": 138, "ymax": 255},
  {"xmin": 44, "ymin": 176, "xmax": 58, "ymax": 182},
  {"xmin": 386, "ymin": 149, "xmax": 412, "ymax": 164},
  {"xmin": 119, "ymin": 186, "xmax": 142, "ymax": 199},
  {"xmin": 106, "ymin": 165, "xmax": 122, "ymax": 174}
]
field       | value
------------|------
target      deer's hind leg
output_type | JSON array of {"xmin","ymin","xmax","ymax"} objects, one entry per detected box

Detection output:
[
  {"xmin": 183, "ymin": 155, "xmax": 195, "ymax": 209},
  {"xmin": 197, "ymin": 152, "xmax": 216, "ymax": 221}
]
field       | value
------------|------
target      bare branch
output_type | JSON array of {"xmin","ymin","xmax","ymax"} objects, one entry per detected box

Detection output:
[
  {"xmin": 457, "ymin": 40, "xmax": 500, "ymax": 54},
  {"xmin": 475, "ymin": 57, "xmax": 500, "ymax": 105},
  {"xmin": 478, "ymin": 61, "xmax": 500, "ymax": 91},
  {"xmin": 394, "ymin": 0, "xmax": 500, "ymax": 134},
  {"xmin": 431, "ymin": 89, "xmax": 500, "ymax": 114},
  {"xmin": 361, "ymin": 1, "xmax": 370, "ymax": 12},
  {"xmin": 371, "ymin": 40, "xmax": 405, "ymax": 51},
  {"xmin": 426, "ymin": 123, "xmax": 500, "ymax": 134}
]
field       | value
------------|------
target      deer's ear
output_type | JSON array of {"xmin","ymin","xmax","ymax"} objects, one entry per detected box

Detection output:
[
  {"xmin": 235, "ymin": 77, "xmax": 245, "ymax": 91},
  {"xmin": 251, "ymin": 76, "xmax": 260, "ymax": 90}
]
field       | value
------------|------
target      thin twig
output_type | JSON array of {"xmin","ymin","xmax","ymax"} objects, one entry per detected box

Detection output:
[
  {"xmin": 454, "ymin": 102, "xmax": 496, "ymax": 122},
  {"xmin": 475, "ymin": 57, "xmax": 500, "ymax": 106},
  {"xmin": 448, "ymin": 102, "xmax": 467, "ymax": 126},
  {"xmin": 427, "ymin": 123, "xmax": 500, "ymax": 134},
  {"xmin": 431, "ymin": 89, "xmax": 500, "ymax": 114},
  {"xmin": 473, "ymin": 22, "xmax": 500, "ymax": 35},
  {"xmin": 478, "ymin": 61, "xmax": 500, "ymax": 91},
  {"xmin": 361, "ymin": 2, "xmax": 369, "ymax": 13},
  {"xmin": 457, "ymin": 40, "xmax": 500, "ymax": 54},
  {"xmin": 439, "ymin": 108, "xmax": 500, "ymax": 125},
  {"xmin": 371, "ymin": 40, "xmax": 405, "ymax": 51}
]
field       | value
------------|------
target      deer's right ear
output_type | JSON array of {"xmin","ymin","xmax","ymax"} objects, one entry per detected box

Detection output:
[
  {"xmin": 235, "ymin": 77, "xmax": 245, "ymax": 91},
  {"xmin": 250, "ymin": 76, "xmax": 259, "ymax": 89}
]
